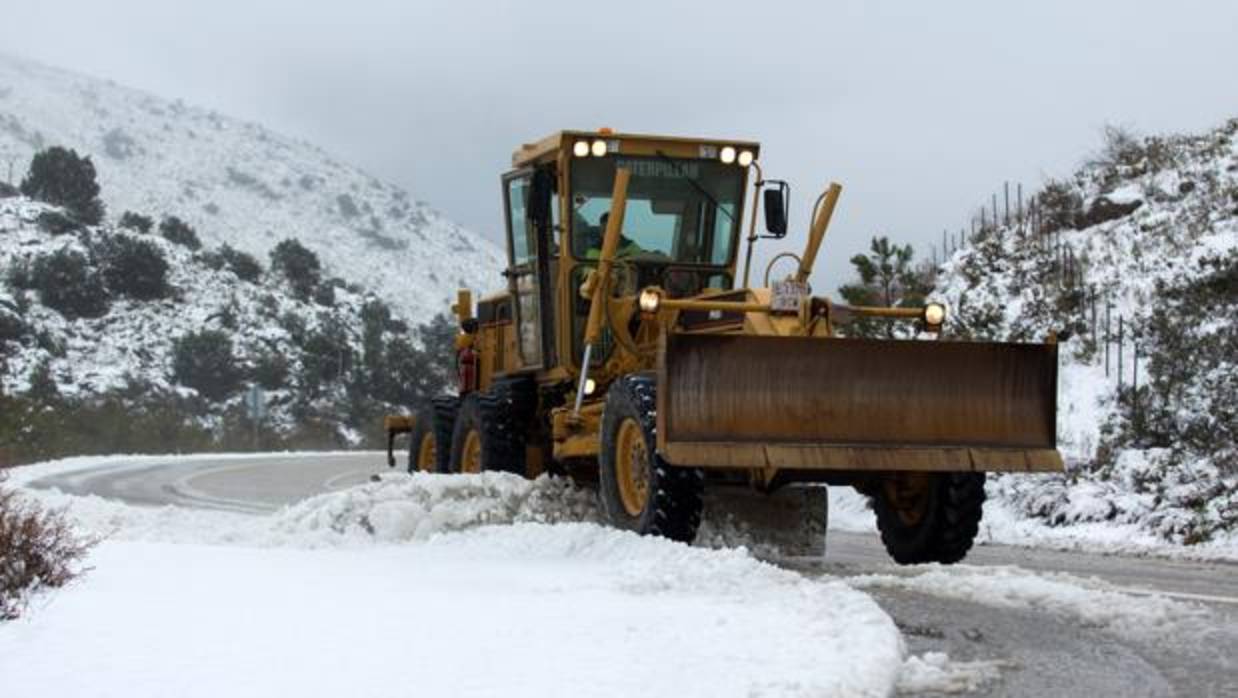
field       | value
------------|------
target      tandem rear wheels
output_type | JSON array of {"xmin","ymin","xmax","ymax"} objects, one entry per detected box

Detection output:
[
  {"xmin": 872, "ymin": 471, "xmax": 986, "ymax": 565},
  {"xmin": 598, "ymin": 373, "xmax": 703, "ymax": 543},
  {"xmin": 445, "ymin": 379, "xmax": 536, "ymax": 475}
]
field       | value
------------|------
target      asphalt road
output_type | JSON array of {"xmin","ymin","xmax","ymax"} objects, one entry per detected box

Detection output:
[{"xmin": 27, "ymin": 453, "xmax": 1238, "ymax": 697}]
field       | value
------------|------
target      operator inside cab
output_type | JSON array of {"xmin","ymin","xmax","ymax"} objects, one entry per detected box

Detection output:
[{"xmin": 577, "ymin": 211, "xmax": 644, "ymax": 259}]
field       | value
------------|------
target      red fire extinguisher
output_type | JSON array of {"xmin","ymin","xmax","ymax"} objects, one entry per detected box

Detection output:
[{"xmin": 456, "ymin": 319, "xmax": 479, "ymax": 394}]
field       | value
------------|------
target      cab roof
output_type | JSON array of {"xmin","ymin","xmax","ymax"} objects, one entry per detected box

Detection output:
[{"xmin": 512, "ymin": 129, "xmax": 761, "ymax": 168}]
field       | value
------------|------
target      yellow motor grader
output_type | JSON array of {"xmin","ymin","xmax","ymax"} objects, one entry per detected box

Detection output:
[{"xmin": 385, "ymin": 129, "xmax": 1061, "ymax": 564}]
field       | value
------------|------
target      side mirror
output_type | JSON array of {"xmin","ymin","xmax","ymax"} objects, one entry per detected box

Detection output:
[
  {"xmin": 763, "ymin": 182, "xmax": 789, "ymax": 238},
  {"xmin": 527, "ymin": 168, "xmax": 553, "ymax": 226}
]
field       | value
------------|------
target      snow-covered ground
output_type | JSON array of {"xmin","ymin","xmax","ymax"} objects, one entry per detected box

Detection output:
[
  {"xmin": 5, "ymin": 454, "xmax": 1232, "ymax": 696},
  {"xmin": 1, "ymin": 457, "xmax": 905, "ymax": 697}
]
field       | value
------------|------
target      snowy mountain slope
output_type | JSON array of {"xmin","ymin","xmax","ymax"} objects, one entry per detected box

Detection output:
[
  {"xmin": 0, "ymin": 53, "xmax": 503, "ymax": 322},
  {"xmin": 0, "ymin": 196, "xmax": 451, "ymax": 452},
  {"xmin": 932, "ymin": 119, "xmax": 1238, "ymax": 544}
]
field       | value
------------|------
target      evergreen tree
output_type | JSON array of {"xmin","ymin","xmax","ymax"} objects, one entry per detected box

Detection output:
[
  {"xmin": 270, "ymin": 238, "xmax": 322, "ymax": 302},
  {"xmin": 838, "ymin": 236, "xmax": 931, "ymax": 338}
]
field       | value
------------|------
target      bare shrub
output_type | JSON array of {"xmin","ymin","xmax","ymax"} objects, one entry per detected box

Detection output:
[{"xmin": 0, "ymin": 475, "xmax": 94, "ymax": 620}]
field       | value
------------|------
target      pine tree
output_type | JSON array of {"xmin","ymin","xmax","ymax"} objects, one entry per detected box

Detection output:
[{"xmin": 838, "ymin": 236, "xmax": 931, "ymax": 338}]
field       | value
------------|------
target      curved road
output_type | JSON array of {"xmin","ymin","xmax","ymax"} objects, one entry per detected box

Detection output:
[{"xmin": 26, "ymin": 453, "xmax": 1238, "ymax": 697}]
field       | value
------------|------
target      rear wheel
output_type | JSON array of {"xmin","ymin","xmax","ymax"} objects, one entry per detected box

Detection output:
[
  {"xmin": 599, "ymin": 373, "xmax": 703, "ymax": 543},
  {"xmin": 450, "ymin": 389, "xmax": 530, "ymax": 474},
  {"xmin": 407, "ymin": 405, "xmax": 438, "ymax": 473},
  {"xmin": 477, "ymin": 378, "xmax": 536, "ymax": 475},
  {"xmin": 873, "ymin": 472, "xmax": 986, "ymax": 565},
  {"xmin": 450, "ymin": 394, "xmax": 484, "ymax": 473},
  {"xmin": 431, "ymin": 395, "xmax": 460, "ymax": 474}
]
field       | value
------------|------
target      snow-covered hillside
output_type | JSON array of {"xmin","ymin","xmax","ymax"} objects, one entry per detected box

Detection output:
[
  {"xmin": 0, "ymin": 53, "xmax": 503, "ymax": 322},
  {"xmin": 0, "ymin": 196, "xmax": 452, "ymax": 453},
  {"xmin": 933, "ymin": 120, "xmax": 1238, "ymax": 544}
]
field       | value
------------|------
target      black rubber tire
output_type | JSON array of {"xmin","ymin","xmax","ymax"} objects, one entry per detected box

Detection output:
[
  {"xmin": 406, "ymin": 404, "xmax": 437, "ymax": 474},
  {"xmin": 448, "ymin": 393, "xmax": 482, "ymax": 473},
  {"xmin": 874, "ymin": 472, "xmax": 986, "ymax": 565},
  {"xmin": 477, "ymin": 378, "xmax": 536, "ymax": 475},
  {"xmin": 448, "ymin": 392, "xmax": 520, "ymax": 474},
  {"xmin": 431, "ymin": 395, "xmax": 459, "ymax": 474},
  {"xmin": 598, "ymin": 372, "xmax": 703, "ymax": 543}
]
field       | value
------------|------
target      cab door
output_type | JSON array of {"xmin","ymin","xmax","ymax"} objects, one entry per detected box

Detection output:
[{"xmin": 502, "ymin": 170, "xmax": 543, "ymax": 370}]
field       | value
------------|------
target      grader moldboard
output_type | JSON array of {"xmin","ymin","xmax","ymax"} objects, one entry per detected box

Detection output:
[{"xmin": 384, "ymin": 129, "xmax": 1061, "ymax": 564}]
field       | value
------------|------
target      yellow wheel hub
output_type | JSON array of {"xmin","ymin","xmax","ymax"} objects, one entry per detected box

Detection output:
[
  {"xmin": 416, "ymin": 433, "xmax": 436, "ymax": 472},
  {"xmin": 614, "ymin": 417, "xmax": 651, "ymax": 517},
  {"xmin": 461, "ymin": 429, "xmax": 482, "ymax": 474}
]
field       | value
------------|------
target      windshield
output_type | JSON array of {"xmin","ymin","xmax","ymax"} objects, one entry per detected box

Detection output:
[{"xmin": 569, "ymin": 155, "xmax": 744, "ymax": 265}]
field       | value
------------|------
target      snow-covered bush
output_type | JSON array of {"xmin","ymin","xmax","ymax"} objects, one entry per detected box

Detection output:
[
  {"xmin": 98, "ymin": 234, "xmax": 171, "ymax": 300},
  {"xmin": 171, "ymin": 329, "xmax": 242, "ymax": 401},
  {"xmin": 0, "ymin": 475, "xmax": 93, "ymax": 620},
  {"xmin": 159, "ymin": 215, "xmax": 201, "ymax": 250},
  {"xmin": 19, "ymin": 146, "xmax": 104, "ymax": 225},
  {"xmin": 253, "ymin": 351, "xmax": 289, "ymax": 390},
  {"xmin": 1126, "ymin": 252, "xmax": 1237, "ymax": 468},
  {"xmin": 35, "ymin": 210, "xmax": 79, "ymax": 236},
  {"xmin": 26, "ymin": 248, "xmax": 110, "ymax": 319},
  {"xmin": 199, "ymin": 243, "xmax": 262, "ymax": 282},
  {"xmin": 118, "ymin": 211, "xmax": 154, "ymax": 234}
]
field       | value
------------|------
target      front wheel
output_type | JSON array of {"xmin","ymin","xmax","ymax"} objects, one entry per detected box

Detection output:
[
  {"xmin": 873, "ymin": 472, "xmax": 986, "ymax": 565},
  {"xmin": 598, "ymin": 373, "xmax": 703, "ymax": 543}
]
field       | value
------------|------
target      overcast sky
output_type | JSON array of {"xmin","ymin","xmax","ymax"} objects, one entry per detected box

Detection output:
[{"xmin": 3, "ymin": 0, "xmax": 1236, "ymax": 291}]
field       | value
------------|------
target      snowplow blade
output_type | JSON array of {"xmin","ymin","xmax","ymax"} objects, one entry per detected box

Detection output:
[{"xmin": 656, "ymin": 333, "xmax": 1061, "ymax": 473}]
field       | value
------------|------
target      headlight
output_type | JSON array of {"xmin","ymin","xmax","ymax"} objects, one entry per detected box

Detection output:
[
  {"xmin": 573, "ymin": 141, "xmax": 590, "ymax": 157},
  {"xmin": 719, "ymin": 146, "xmax": 737, "ymax": 164},
  {"xmin": 924, "ymin": 303, "xmax": 946, "ymax": 326},
  {"xmin": 591, "ymin": 139, "xmax": 608, "ymax": 157},
  {"xmin": 584, "ymin": 378, "xmax": 597, "ymax": 395},
  {"xmin": 737, "ymin": 150, "xmax": 754, "ymax": 167},
  {"xmin": 638, "ymin": 287, "xmax": 663, "ymax": 314}
]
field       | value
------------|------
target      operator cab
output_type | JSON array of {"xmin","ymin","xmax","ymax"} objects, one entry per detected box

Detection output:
[{"xmin": 503, "ymin": 130, "xmax": 759, "ymax": 374}]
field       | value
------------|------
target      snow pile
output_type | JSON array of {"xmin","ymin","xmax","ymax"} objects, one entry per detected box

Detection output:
[
  {"xmin": 271, "ymin": 472, "xmax": 601, "ymax": 543},
  {"xmin": 0, "ymin": 532, "xmax": 904, "ymax": 697},
  {"xmin": 0, "ymin": 52, "xmax": 503, "ymax": 322},
  {"xmin": 932, "ymin": 119, "xmax": 1238, "ymax": 545},
  {"xmin": 896, "ymin": 652, "xmax": 1008, "ymax": 695},
  {"xmin": 12, "ymin": 457, "xmax": 816, "ymax": 555},
  {"xmin": 848, "ymin": 564, "xmax": 1209, "ymax": 641}
]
